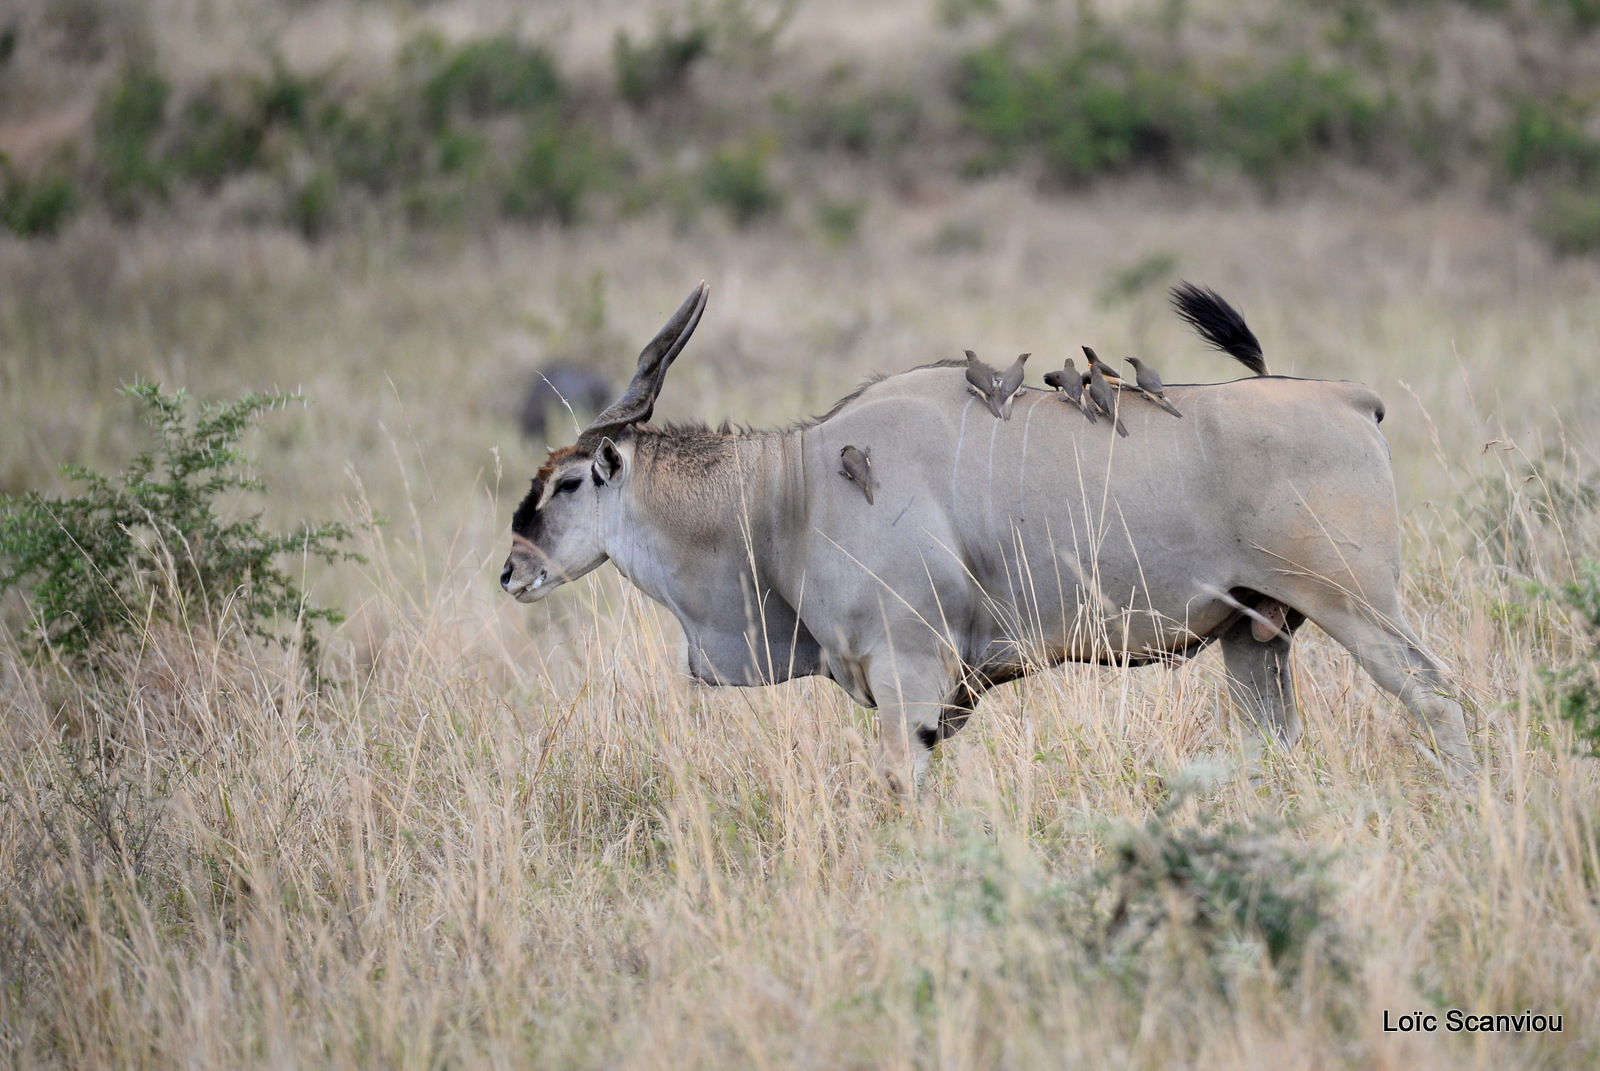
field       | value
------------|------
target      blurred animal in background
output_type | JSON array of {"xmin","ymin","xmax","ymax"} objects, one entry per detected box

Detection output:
[{"xmin": 518, "ymin": 362, "xmax": 614, "ymax": 441}]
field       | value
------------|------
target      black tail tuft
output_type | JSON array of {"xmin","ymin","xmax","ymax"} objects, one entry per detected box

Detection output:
[{"xmin": 1169, "ymin": 281, "xmax": 1268, "ymax": 376}]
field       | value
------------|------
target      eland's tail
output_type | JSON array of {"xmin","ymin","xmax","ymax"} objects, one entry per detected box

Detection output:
[{"xmin": 1170, "ymin": 281, "xmax": 1268, "ymax": 376}]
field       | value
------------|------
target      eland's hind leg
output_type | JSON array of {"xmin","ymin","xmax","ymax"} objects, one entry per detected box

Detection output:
[
  {"xmin": 1310, "ymin": 605, "xmax": 1473, "ymax": 773},
  {"xmin": 1219, "ymin": 610, "xmax": 1302, "ymax": 751}
]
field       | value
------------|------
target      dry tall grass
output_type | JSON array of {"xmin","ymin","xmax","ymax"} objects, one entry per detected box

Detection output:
[{"xmin": 4, "ymin": 68, "xmax": 1600, "ymax": 1060}]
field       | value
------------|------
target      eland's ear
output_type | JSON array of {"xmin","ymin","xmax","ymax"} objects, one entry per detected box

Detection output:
[{"xmin": 593, "ymin": 438, "xmax": 626, "ymax": 485}]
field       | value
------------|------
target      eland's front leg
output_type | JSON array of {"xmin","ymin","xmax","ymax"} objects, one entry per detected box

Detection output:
[{"xmin": 869, "ymin": 651, "xmax": 959, "ymax": 801}]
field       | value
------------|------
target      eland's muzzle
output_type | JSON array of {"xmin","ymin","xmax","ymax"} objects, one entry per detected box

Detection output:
[{"xmin": 501, "ymin": 558, "xmax": 550, "ymax": 602}]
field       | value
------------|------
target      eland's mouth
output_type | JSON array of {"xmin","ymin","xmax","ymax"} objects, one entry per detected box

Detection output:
[
  {"xmin": 517, "ymin": 569, "xmax": 549, "ymax": 602},
  {"xmin": 505, "ymin": 567, "xmax": 550, "ymax": 602}
]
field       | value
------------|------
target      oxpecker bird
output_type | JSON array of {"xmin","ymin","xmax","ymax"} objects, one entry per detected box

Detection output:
[
  {"xmin": 996, "ymin": 352, "xmax": 1029, "ymax": 420},
  {"xmin": 1087, "ymin": 365, "xmax": 1129, "ymax": 438},
  {"xmin": 1124, "ymin": 356, "xmax": 1183, "ymax": 418},
  {"xmin": 964, "ymin": 350, "xmax": 1005, "ymax": 418},
  {"xmin": 839, "ymin": 444, "xmax": 875, "ymax": 504},
  {"xmin": 1082, "ymin": 346, "xmax": 1126, "ymax": 389},
  {"xmin": 1044, "ymin": 358, "xmax": 1096, "ymax": 423}
]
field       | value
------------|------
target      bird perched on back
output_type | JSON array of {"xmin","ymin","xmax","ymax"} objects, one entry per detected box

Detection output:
[
  {"xmin": 839, "ymin": 445, "xmax": 875, "ymax": 504},
  {"xmin": 1124, "ymin": 356, "xmax": 1182, "ymax": 418},
  {"xmin": 1043, "ymin": 358, "xmax": 1096, "ymax": 423},
  {"xmin": 964, "ymin": 350, "xmax": 1005, "ymax": 419},
  {"xmin": 1081, "ymin": 346, "xmax": 1126, "ymax": 389},
  {"xmin": 996, "ymin": 352, "xmax": 1029, "ymax": 420},
  {"xmin": 1087, "ymin": 365, "xmax": 1129, "ymax": 437}
]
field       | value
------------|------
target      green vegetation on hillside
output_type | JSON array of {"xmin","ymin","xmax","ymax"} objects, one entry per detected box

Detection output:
[
  {"xmin": 79, "ymin": 34, "xmax": 595, "ymax": 234},
  {"xmin": 5, "ymin": 1, "xmax": 1600, "ymax": 247},
  {"xmin": 956, "ymin": 25, "xmax": 1385, "ymax": 184}
]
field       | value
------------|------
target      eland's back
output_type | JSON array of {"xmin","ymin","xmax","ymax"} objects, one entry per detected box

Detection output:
[{"xmin": 797, "ymin": 367, "xmax": 1397, "ymax": 668}]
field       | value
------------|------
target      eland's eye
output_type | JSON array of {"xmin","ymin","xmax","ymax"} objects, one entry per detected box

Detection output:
[{"xmin": 555, "ymin": 476, "xmax": 583, "ymax": 496}]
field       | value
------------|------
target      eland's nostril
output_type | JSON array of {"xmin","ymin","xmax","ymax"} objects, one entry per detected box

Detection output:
[{"xmin": 500, "ymin": 562, "xmax": 514, "ymax": 589}]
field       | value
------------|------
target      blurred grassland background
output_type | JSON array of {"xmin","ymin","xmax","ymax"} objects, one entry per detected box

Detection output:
[{"xmin": 2, "ymin": 0, "xmax": 1600, "ymax": 1067}]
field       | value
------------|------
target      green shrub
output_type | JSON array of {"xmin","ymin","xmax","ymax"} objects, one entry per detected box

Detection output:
[
  {"xmin": 290, "ymin": 169, "xmax": 335, "ymax": 239},
  {"xmin": 0, "ymin": 384, "xmax": 361, "ymax": 663},
  {"xmin": 1096, "ymin": 796, "xmax": 1337, "ymax": 970},
  {"xmin": 710, "ymin": 0, "xmax": 801, "ymax": 65},
  {"xmin": 1535, "ymin": 187, "xmax": 1600, "ymax": 254},
  {"xmin": 436, "ymin": 128, "xmax": 486, "ymax": 174},
  {"xmin": 929, "ymin": 768, "xmax": 1339, "ymax": 989},
  {"xmin": 957, "ymin": 30, "xmax": 1191, "ymax": 182},
  {"xmin": 794, "ymin": 92, "xmax": 875, "ymax": 154},
  {"xmin": 614, "ymin": 19, "xmax": 710, "ymax": 107},
  {"xmin": 815, "ymin": 195, "xmax": 863, "ymax": 246},
  {"xmin": 79, "ymin": 34, "xmax": 588, "ymax": 234},
  {"xmin": 781, "ymin": 76, "xmax": 921, "ymax": 158},
  {"xmin": 95, "ymin": 62, "xmax": 171, "ymax": 216},
  {"xmin": 331, "ymin": 34, "xmax": 593, "ymax": 227},
  {"xmin": 167, "ymin": 67, "xmax": 304, "ymax": 186},
  {"xmin": 423, "ymin": 35, "xmax": 563, "ymax": 125},
  {"xmin": 257, "ymin": 62, "xmax": 313, "ymax": 129},
  {"xmin": 1544, "ymin": 561, "xmax": 1600, "ymax": 758},
  {"xmin": 1098, "ymin": 251, "xmax": 1177, "ymax": 307},
  {"xmin": 1215, "ymin": 56, "xmax": 1384, "ymax": 180},
  {"xmin": 1545, "ymin": 0, "xmax": 1600, "ymax": 32},
  {"xmin": 1503, "ymin": 99, "xmax": 1600, "ymax": 182},
  {"xmin": 704, "ymin": 138, "xmax": 782, "ymax": 225},
  {"xmin": 957, "ymin": 24, "xmax": 1386, "ymax": 186},
  {"xmin": 0, "ymin": 155, "xmax": 75, "ymax": 238},
  {"xmin": 504, "ymin": 122, "xmax": 597, "ymax": 225},
  {"xmin": 318, "ymin": 100, "xmax": 425, "ymax": 195},
  {"xmin": 171, "ymin": 90, "xmax": 265, "ymax": 188}
]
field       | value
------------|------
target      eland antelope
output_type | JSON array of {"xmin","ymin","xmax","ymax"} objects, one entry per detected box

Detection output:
[{"xmin": 502, "ymin": 282, "xmax": 1473, "ymax": 797}]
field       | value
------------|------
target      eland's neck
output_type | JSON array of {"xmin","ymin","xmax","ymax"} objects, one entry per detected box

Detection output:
[{"xmin": 605, "ymin": 426, "xmax": 805, "ymax": 605}]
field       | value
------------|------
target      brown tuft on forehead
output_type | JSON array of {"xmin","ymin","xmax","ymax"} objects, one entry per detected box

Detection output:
[
  {"xmin": 511, "ymin": 447, "xmax": 588, "ymax": 534},
  {"xmin": 536, "ymin": 445, "xmax": 583, "ymax": 483}
]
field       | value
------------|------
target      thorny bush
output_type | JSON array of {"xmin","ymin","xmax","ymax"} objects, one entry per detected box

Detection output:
[{"xmin": 0, "ymin": 383, "xmax": 361, "ymax": 665}]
